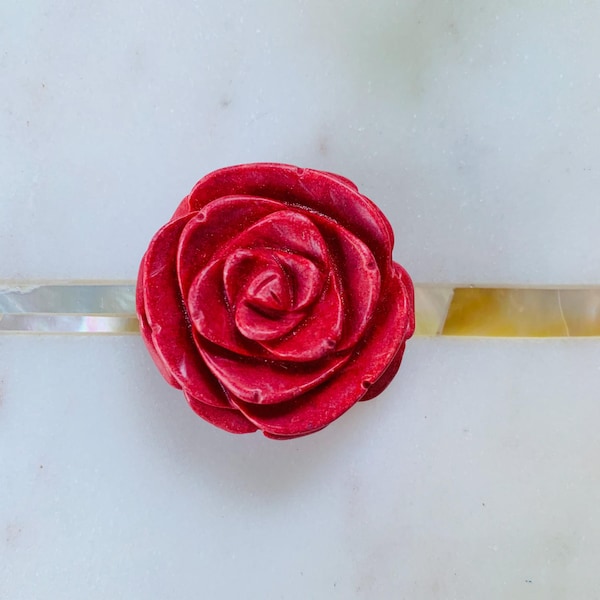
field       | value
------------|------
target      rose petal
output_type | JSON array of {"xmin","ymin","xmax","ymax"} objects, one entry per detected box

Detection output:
[
  {"xmin": 258, "ymin": 272, "xmax": 344, "ymax": 361},
  {"xmin": 235, "ymin": 302, "xmax": 305, "ymax": 342},
  {"xmin": 225, "ymin": 210, "xmax": 329, "ymax": 266},
  {"xmin": 222, "ymin": 228, "xmax": 330, "ymax": 347},
  {"xmin": 231, "ymin": 265, "xmax": 414, "ymax": 437},
  {"xmin": 142, "ymin": 215, "xmax": 230, "ymax": 408},
  {"xmin": 184, "ymin": 391, "xmax": 257, "ymax": 434},
  {"xmin": 223, "ymin": 248, "xmax": 324, "ymax": 313},
  {"xmin": 177, "ymin": 196, "xmax": 286, "ymax": 297},
  {"xmin": 197, "ymin": 341, "xmax": 352, "ymax": 405},
  {"xmin": 223, "ymin": 248, "xmax": 295, "ymax": 311},
  {"xmin": 359, "ymin": 342, "xmax": 406, "ymax": 402},
  {"xmin": 224, "ymin": 249, "xmax": 304, "ymax": 341},
  {"xmin": 262, "ymin": 427, "xmax": 327, "ymax": 441},
  {"xmin": 320, "ymin": 171, "xmax": 359, "ymax": 191},
  {"xmin": 216, "ymin": 210, "xmax": 343, "ymax": 360},
  {"xmin": 187, "ymin": 257, "xmax": 265, "ymax": 356},
  {"xmin": 186, "ymin": 248, "xmax": 328, "ymax": 356},
  {"xmin": 395, "ymin": 263, "xmax": 416, "ymax": 339},
  {"xmin": 186, "ymin": 163, "xmax": 393, "ymax": 265},
  {"xmin": 242, "ymin": 262, "xmax": 291, "ymax": 312},
  {"xmin": 273, "ymin": 251, "xmax": 325, "ymax": 311},
  {"xmin": 136, "ymin": 256, "xmax": 181, "ymax": 389},
  {"xmin": 309, "ymin": 213, "xmax": 382, "ymax": 350},
  {"xmin": 171, "ymin": 195, "xmax": 191, "ymax": 220},
  {"xmin": 187, "ymin": 259, "xmax": 288, "ymax": 358},
  {"xmin": 188, "ymin": 255, "xmax": 304, "ymax": 352}
]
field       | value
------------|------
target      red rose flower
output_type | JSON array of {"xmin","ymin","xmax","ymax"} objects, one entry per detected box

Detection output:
[{"xmin": 136, "ymin": 163, "xmax": 414, "ymax": 439}]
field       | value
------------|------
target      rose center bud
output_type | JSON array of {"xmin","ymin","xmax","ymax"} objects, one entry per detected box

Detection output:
[
  {"xmin": 245, "ymin": 269, "xmax": 291, "ymax": 315},
  {"xmin": 223, "ymin": 247, "xmax": 326, "ymax": 343}
]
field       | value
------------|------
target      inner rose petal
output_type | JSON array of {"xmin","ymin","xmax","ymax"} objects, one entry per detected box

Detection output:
[
  {"xmin": 245, "ymin": 268, "xmax": 290, "ymax": 312},
  {"xmin": 221, "ymin": 248, "xmax": 304, "ymax": 341},
  {"xmin": 257, "ymin": 272, "xmax": 344, "ymax": 362},
  {"xmin": 222, "ymin": 210, "xmax": 329, "ymax": 267},
  {"xmin": 224, "ymin": 248, "xmax": 325, "ymax": 313},
  {"xmin": 223, "ymin": 248, "xmax": 291, "ymax": 311},
  {"xmin": 234, "ymin": 303, "xmax": 305, "ymax": 341},
  {"xmin": 272, "ymin": 251, "xmax": 324, "ymax": 311},
  {"xmin": 187, "ymin": 257, "xmax": 266, "ymax": 357}
]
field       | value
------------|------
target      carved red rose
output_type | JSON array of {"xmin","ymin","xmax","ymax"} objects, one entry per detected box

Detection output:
[{"xmin": 136, "ymin": 163, "xmax": 414, "ymax": 439}]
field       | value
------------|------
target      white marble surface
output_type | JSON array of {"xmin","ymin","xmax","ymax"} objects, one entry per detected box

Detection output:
[
  {"xmin": 3, "ymin": 337, "xmax": 600, "ymax": 599},
  {"xmin": 2, "ymin": 1, "xmax": 600, "ymax": 598},
  {"xmin": 2, "ymin": 0, "xmax": 600, "ymax": 284}
]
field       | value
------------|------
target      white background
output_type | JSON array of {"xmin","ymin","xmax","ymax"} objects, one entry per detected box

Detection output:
[{"xmin": 2, "ymin": 1, "xmax": 600, "ymax": 598}]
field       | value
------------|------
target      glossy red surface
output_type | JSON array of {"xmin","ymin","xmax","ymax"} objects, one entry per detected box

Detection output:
[{"xmin": 136, "ymin": 163, "xmax": 414, "ymax": 438}]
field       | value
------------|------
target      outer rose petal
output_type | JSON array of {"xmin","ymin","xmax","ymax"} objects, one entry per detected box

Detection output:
[
  {"xmin": 185, "ymin": 163, "xmax": 394, "ymax": 265},
  {"xmin": 141, "ymin": 215, "xmax": 230, "ymax": 408},
  {"xmin": 196, "ymin": 341, "xmax": 352, "ymax": 404},
  {"xmin": 184, "ymin": 391, "xmax": 258, "ymax": 434},
  {"xmin": 172, "ymin": 169, "xmax": 357, "ymax": 217},
  {"xmin": 230, "ymin": 265, "xmax": 414, "ymax": 437},
  {"xmin": 136, "ymin": 256, "xmax": 181, "ymax": 389},
  {"xmin": 358, "ymin": 264, "xmax": 415, "ymax": 402},
  {"xmin": 321, "ymin": 171, "xmax": 359, "ymax": 190},
  {"xmin": 262, "ymin": 427, "xmax": 328, "ymax": 441},
  {"xmin": 359, "ymin": 341, "xmax": 406, "ymax": 402},
  {"xmin": 171, "ymin": 195, "xmax": 191, "ymax": 220}
]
